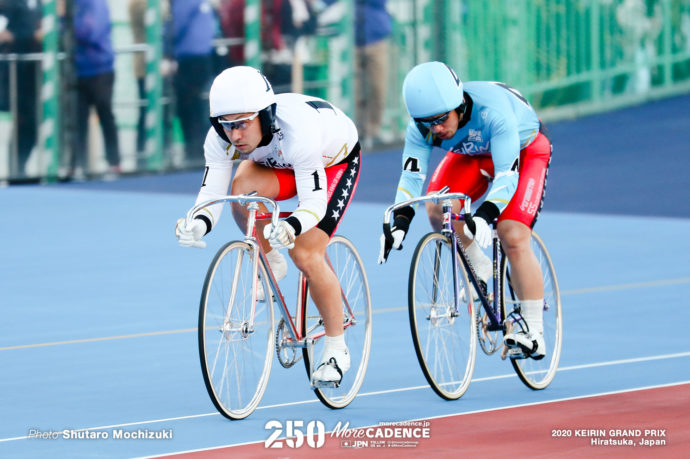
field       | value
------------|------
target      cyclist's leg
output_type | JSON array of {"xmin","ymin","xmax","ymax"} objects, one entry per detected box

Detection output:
[
  {"xmin": 292, "ymin": 230, "xmax": 351, "ymax": 382},
  {"xmin": 499, "ymin": 132, "xmax": 551, "ymax": 356},
  {"xmin": 296, "ymin": 147, "xmax": 362, "ymax": 335},
  {"xmin": 291, "ymin": 228, "xmax": 344, "ymax": 337},
  {"xmin": 497, "ymin": 220, "xmax": 543, "ymax": 300},
  {"xmin": 299, "ymin": 148, "xmax": 361, "ymax": 382}
]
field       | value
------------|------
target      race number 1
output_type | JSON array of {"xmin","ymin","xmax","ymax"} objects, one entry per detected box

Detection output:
[{"xmin": 264, "ymin": 420, "xmax": 325, "ymax": 449}]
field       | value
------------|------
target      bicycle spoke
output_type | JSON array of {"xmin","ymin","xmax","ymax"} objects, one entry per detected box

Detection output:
[
  {"xmin": 303, "ymin": 236, "xmax": 372, "ymax": 409},
  {"xmin": 198, "ymin": 242, "xmax": 274, "ymax": 419},
  {"xmin": 503, "ymin": 231, "xmax": 562, "ymax": 390},
  {"xmin": 409, "ymin": 233, "xmax": 476, "ymax": 400}
]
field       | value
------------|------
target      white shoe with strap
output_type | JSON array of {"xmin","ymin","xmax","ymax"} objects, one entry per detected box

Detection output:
[
  {"xmin": 504, "ymin": 330, "xmax": 545, "ymax": 360},
  {"xmin": 311, "ymin": 335, "xmax": 350, "ymax": 385},
  {"xmin": 504, "ymin": 299, "xmax": 545, "ymax": 359}
]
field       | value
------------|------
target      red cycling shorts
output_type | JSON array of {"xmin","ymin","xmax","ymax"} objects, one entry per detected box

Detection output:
[
  {"xmin": 427, "ymin": 132, "xmax": 551, "ymax": 228},
  {"xmin": 272, "ymin": 147, "xmax": 361, "ymax": 236}
]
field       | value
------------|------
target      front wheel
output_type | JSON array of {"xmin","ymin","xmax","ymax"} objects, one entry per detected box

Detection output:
[
  {"xmin": 501, "ymin": 231, "xmax": 562, "ymax": 390},
  {"xmin": 302, "ymin": 235, "xmax": 372, "ymax": 409},
  {"xmin": 198, "ymin": 241, "xmax": 275, "ymax": 420},
  {"xmin": 409, "ymin": 232, "xmax": 477, "ymax": 400}
]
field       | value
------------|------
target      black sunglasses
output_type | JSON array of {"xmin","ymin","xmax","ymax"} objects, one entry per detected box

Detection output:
[{"xmin": 415, "ymin": 111, "xmax": 450, "ymax": 128}]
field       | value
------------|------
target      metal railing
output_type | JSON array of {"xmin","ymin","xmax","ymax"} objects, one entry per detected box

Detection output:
[{"xmin": 1, "ymin": 0, "xmax": 689, "ymax": 183}]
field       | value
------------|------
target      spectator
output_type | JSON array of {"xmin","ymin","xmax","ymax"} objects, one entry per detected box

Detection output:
[
  {"xmin": 0, "ymin": 2, "xmax": 13, "ymax": 112},
  {"xmin": 616, "ymin": 0, "xmax": 662, "ymax": 94},
  {"xmin": 217, "ymin": 0, "xmax": 244, "ymax": 66},
  {"xmin": 129, "ymin": 0, "xmax": 148, "ymax": 156},
  {"xmin": 217, "ymin": 0, "xmax": 317, "ymax": 93},
  {"xmin": 0, "ymin": 0, "xmax": 43, "ymax": 177},
  {"xmin": 128, "ymin": 0, "xmax": 172, "ymax": 157},
  {"xmin": 354, "ymin": 0, "xmax": 392, "ymax": 148},
  {"xmin": 169, "ymin": 0, "xmax": 215, "ymax": 165},
  {"xmin": 71, "ymin": 0, "xmax": 120, "ymax": 179}
]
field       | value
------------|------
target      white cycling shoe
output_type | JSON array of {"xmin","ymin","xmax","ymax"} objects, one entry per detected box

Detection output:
[
  {"xmin": 504, "ymin": 330, "xmax": 545, "ymax": 360},
  {"xmin": 256, "ymin": 250, "xmax": 288, "ymax": 302},
  {"xmin": 311, "ymin": 346, "xmax": 350, "ymax": 384}
]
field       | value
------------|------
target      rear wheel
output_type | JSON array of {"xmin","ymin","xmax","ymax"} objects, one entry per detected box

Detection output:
[
  {"xmin": 501, "ymin": 231, "xmax": 562, "ymax": 390},
  {"xmin": 302, "ymin": 235, "xmax": 372, "ymax": 409},
  {"xmin": 409, "ymin": 232, "xmax": 477, "ymax": 400}
]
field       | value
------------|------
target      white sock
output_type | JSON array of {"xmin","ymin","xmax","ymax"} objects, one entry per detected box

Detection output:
[
  {"xmin": 520, "ymin": 299, "xmax": 544, "ymax": 335},
  {"xmin": 324, "ymin": 333, "xmax": 347, "ymax": 351},
  {"xmin": 266, "ymin": 248, "xmax": 282, "ymax": 264},
  {"xmin": 465, "ymin": 241, "xmax": 492, "ymax": 283},
  {"xmin": 265, "ymin": 249, "xmax": 288, "ymax": 281}
]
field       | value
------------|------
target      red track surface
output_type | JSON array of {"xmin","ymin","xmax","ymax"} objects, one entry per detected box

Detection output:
[{"xmin": 168, "ymin": 383, "xmax": 690, "ymax": 458}]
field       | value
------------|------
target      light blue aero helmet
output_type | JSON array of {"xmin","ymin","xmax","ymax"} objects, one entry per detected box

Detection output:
[{"xmin": 402, "ymin": 61, "xmax": 464, "ymax": 119}]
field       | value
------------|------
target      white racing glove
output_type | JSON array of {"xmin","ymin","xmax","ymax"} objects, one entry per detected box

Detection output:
[
  {"xmin": 175, "ymin": 218, "xmax": 207, "ymax": 248},
  {"xmin": 263, "ymin": 220, "xmax": 296, "ymax": 250},
  {"xmin": 463, "ymin": 215, "xmax": 492, "ymax": 249}
]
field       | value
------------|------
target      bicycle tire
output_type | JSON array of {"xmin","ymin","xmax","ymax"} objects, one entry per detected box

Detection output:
[
  {"xmin": 198, "ymin": 241, "xmax": 275, "ymax": 420},
  {"xmin": 409, "ymin": 232, "xmax": 477, "ymax": 400},
  {"xmin": 501, "ymin": 231, "xmax": 562, "ymax": 390},
  {"xmin": 302, "ymin": 235, "xmax": 372, "ymax": 409}
]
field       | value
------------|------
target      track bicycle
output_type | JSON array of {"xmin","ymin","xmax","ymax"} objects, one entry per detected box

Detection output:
[
  {"xmin": 382, "ymin": 186, "xmax": 562, "ymax": 400},
  {"xmin": 186, "ymin": 193, "xmax": 372, "ymax": 420}
]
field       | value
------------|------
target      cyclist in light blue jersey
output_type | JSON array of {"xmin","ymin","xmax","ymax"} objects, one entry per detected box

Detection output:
[{"xmin": 378, "ymin": 61, "xmax": 553, "ymax": 359}]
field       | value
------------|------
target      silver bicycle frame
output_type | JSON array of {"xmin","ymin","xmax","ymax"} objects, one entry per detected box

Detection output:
[{"xmin": 187, "ymin": 194, "xmax": 305, "ymax": 344}]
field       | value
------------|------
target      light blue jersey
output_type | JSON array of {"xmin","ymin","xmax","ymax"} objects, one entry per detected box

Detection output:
[{"xmin": 395, "ymin": 81, "xmax": 540, "ymax": 214}]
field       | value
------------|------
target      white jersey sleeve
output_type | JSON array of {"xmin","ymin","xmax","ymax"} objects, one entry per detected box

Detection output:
[{"xmin": 192, "ymin": 128, "xmax": 235, "ymax": 230}]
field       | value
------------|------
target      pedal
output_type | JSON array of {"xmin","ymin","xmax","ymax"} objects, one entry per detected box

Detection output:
[
  {"xmin": 311, "ymin": 379, "xmax": 340, "ymax": 389},
  {"xmin": 501, "ymin": 341, "xmax": 528, "ymax": 360},
  {"xmin": 507, "ymin": 346, "xmax": 527, "ymax": 360}
]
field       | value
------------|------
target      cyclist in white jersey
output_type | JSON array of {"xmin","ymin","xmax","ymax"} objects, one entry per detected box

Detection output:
[
  {"xmin": 378, "ymin": 61, "xmax": 553, "ymax": 359},
  {"xmin": 175, "ymin": 66, "xmax": 361, "ymax": 383}
]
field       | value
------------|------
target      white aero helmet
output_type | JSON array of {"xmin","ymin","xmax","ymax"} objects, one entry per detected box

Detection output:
[
  {"xmin": 209, "ymin": 66, "xmax": 275, "ymax": 116},
  {"xmin": 402, "ymin": 61, "xmax": 464, "ymax": 119},
  {"xmin": 209, "ymin": 66, "xmax": 278, "ymax": 146}
]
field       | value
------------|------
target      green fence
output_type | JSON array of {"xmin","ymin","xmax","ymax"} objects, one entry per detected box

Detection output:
[
  {"xmin": 2, "ymin": 0, "xmax": 689, "ymax": 182},
  {"xmin": 386, "ymin": 0, "xmax": 690, "ymax": 126}
]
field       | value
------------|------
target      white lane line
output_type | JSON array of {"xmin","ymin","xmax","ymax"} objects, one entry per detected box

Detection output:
[
  {"xmin": 1, "ymin": 351, "xmax": 689, "ymax": 443},
  {"xmin": 0, "ymin": 329, "xmax": 197, "ymax": 351},
  {"xmin": 4, "ymin": 277, "xmax": 689, "ymax": 352}
]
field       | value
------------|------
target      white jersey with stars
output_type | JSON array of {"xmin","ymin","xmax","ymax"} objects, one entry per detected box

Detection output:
[{"xmin": 194, "ymin": 92, "xmax": 359, "ymax": 234}]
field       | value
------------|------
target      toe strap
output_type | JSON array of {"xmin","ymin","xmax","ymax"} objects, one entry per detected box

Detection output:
[{"xmin": 315, "ymin": 357, "xmax": 344, "ymax": 380}]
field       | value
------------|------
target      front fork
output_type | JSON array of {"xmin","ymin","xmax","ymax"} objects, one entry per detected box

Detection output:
[
  {"xmin": 441, "ymin": 199, "xmax": 502, "ymax": 330},
  {"xmin": 440, "ymin": 200, "xmax": 461, "ymax": 317}
]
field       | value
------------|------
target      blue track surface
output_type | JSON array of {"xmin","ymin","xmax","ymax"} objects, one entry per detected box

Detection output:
[{"xmin": 1, "ymin": 94, "xmax": 689, "ymax": 458}]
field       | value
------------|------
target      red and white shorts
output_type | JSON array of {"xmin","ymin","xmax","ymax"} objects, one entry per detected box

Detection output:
[
  {"xmin": 428, "ymin": 132, "xmax": 552, "ymax": 228},
  {"xmin": 273, "ymin": 145, "xmax": 361, "ymax": 237}
]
